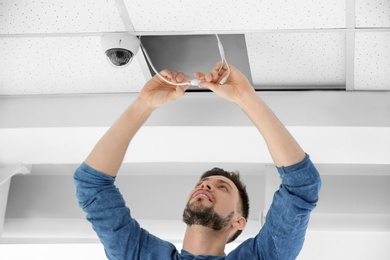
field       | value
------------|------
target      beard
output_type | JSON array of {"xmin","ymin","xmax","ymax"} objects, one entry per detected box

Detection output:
[{"xmin": 182, "ymin": 199, "xmax": 234, "ymax": 231}]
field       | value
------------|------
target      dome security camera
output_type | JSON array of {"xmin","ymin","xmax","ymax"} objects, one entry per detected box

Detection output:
[{"xmin": 101, "ymin": 33, "xmax": 140, "ymax": 67}]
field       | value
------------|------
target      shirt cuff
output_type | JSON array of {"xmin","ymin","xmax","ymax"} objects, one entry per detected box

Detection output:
[
  {"xmin": 276, "ymin": 154, "xmax": 321, "ymax": 187},
  {"xmin": 276, "ymin": 153, "xmax": 310, "ymax": 174}
]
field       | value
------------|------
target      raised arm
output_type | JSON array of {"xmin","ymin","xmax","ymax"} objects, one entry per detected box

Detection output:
[
  {"xmin": 195, "ymin": 63, "xmax": 305, "ymax": 167},
  {"xmin": 85, "ymin": 70, "xmax": 190, "ymax": 176},
  {"xmin": 74, "ymin": 71, "xmax": 190, "ymax": 259},
  {"xmin": 196, "ymin": 63, "xmax": 321, "ymax": 260}
]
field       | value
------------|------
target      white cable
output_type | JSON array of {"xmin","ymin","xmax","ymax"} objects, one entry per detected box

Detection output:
[
  {"xmin": 139, "ymin": 37, "xmax": 191, "ymax": 86},
  {"xmin": 219, "ymin": 56, "xmax": 231, "ymax": 85},
  {"xmin": 215, "ymin": 35, "xmax": 225, "ymax": 74},
  {"xmin": 139, "ymin": 35, "xmax": 230, "ymax": 86},
  {"xmin": 215, "ymin": 35, "xmax": 230, "ymax": 85}
]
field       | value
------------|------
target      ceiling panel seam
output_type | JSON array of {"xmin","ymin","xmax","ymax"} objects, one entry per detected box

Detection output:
[
  {"xmin": 114, "ymin": 0, "xmax": 151, "ymax": 81},
  {"xmin": 114, "ymin": 0, "xmax": 135, "ymax": 32},
  {"xmin": 2, "ymin": 28, "xmax": 390, "ymax": 39},
  {"xmin": 345, "ymin": 0, "xmax": 356, "ymax": 91}
]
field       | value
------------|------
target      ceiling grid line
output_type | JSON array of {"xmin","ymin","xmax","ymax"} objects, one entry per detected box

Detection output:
[
  {"xmin": 345, "ymin": 0, "xmax": 356, "ymax": 91},
  {"xmin": 2, "ymin": 29, "xmax": 390, "ymax": 39},
  {"xmin": 113, "ymin": 0, "xmax": 152, "ymax": 81},
  {"xmin": 114, "ymin": 0, "xmax": 135, "ymax": 32}
]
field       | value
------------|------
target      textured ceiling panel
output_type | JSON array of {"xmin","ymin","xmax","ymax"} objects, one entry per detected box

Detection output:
[
  {"xmin": 246, "ymin": 33, "xmax": 345, "ymax": 86},
  {"xmin": 355, "ymin": 0, "xmax": 390, "ymax": 28},
  {"xmin": 0, "ymin": 36, "xmax": 146, "ymax": 95},
  {"xmin": 125, "ymin": 0, "xmax": 345, "ymax": 31},
  {"xmin": 354, "ymin": 32, "xmax": 390, "ymax": 90},
  {"xmin": 0, "ymin": 0, "xmax": 124, "ymax": 34}
]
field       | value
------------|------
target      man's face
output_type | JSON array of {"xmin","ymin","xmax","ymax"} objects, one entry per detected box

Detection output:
[{"xmin": 182, "ymin": 175, "xmax": 241, "ymax": 230}]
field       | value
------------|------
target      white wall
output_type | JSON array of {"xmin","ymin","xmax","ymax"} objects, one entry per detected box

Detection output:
[{"xmin": 1, "ymin": 231, "xmax": 390, "ymax": 260}]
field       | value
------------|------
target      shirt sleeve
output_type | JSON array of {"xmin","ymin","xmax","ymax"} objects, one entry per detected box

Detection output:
[
  {"xmin": 73, "ymin": 162, "xmax": 144, "ymax": 260},
  {"xmin": 257, "ymin": 154, "xmax": 322, "ymax": 260},
  {"xmin": 74, "ymin": 163, "xmax": 185, "ymax": 260}
]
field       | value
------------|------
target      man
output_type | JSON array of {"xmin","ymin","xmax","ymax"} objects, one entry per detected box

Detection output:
[{"xmin": 74, "ymin": 63, "xmax": 321, "ymax": 259}]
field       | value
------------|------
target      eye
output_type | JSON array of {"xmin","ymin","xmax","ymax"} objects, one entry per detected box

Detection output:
[{"xmin": 219, "ymin": 185, "xmax": 228, "ymax": 191}]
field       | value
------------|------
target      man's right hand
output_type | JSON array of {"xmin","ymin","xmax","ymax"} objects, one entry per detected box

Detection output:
[
  {"xmin": 138, "ymin": 70, "xmax": 190, "ymax": 110},
  {"xmin": 194, "ymin": 62, "xmax": 256, "ymax": 107}
]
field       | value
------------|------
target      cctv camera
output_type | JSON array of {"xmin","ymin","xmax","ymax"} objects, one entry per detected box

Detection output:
[{"xmin": 101, "ymin": 33, "xmax": 140, "ymax": 67}]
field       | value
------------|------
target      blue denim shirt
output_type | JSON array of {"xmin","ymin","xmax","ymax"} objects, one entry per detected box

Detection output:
[{"xmin": 74, "ymin": 154, "xmax": 321, "ymax": 260}]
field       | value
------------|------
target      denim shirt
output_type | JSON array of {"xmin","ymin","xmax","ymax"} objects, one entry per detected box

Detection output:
[{"xmin": 74, "ymin": 154, "xmax": 321, "ymax": 260}]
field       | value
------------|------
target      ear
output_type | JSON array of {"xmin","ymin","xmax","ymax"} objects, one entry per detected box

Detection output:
[{"xmin": 233, "ymin": 216, "xmax": 247, "ymax": 231}]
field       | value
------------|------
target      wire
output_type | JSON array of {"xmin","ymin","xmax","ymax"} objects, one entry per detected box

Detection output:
[
  {"xmin": 215, "ymin": 35, "xmax": 225, "ymax": 75},
  {"xmin": 139, "ymin": 37, "xmax": 190, "ymax": 86},
  {"xmin": 219, "ymin": 58, "xmax": 230, "ymax": 85},
  {"xmin": 215, "ymin": 35, "xmax": 231, "ymax": 85},
  {"xmin": 139, "ymin": 35, "xmax": 230, "ymax": 86}
]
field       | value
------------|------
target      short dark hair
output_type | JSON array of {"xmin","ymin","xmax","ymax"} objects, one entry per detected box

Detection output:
[{"xmin": 200, "ymin": 167, "xmax": 249, "ymax": 243}]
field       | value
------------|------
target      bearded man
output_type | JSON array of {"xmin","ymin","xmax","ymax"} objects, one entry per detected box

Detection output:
[{"xmin": 74, "ymin": 63, "xmax": 321, "ymax": 259}]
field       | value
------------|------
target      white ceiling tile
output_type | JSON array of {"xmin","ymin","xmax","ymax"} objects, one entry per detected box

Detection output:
[
  {"xmin": 0, "ymin": 36, "xmax": 147, "ymax": 95},
  {"xmin": 354, "ymin": 32, "xmax": 390, "ymax": 90},
  {"xmin": 125, "ymin": 0, "xmax": 345, "ymax": 31},
  {"xmin": 246, "ymin": 33, "xmax": 345, "ymax": 85},
  {"xmin": 0, "ymin": 0, "xmax": 125, "ymax": 34},
  {"xmin": 355, "ymin": 0, "xmax": 390, "ymax": 28}
]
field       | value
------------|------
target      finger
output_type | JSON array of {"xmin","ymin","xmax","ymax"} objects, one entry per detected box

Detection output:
[
  {"xmin": 195, "ymin": 61, "xmax": 226, "ymax": 82},
  {"xmin": 183, "ymin": 74, "xmax": 191, "ymax": 84},
  {"xmin": 176, "ymin": 72, "xmax": 186, "ymax": 83},
  {"xmin": 205, "ymin": 72, "xmax": 214, "ymax": 82},
  {"xmin": 182, "ymin": 84, "xmax": 190, "ymax": 92},
  {"xmin": 215, "ymin": 61, "xmax": 228, "ymax": 71},
  {"xmin": 170, "ymin": 70, "xmax": 178, "ymax": 83},
  {"xmin": 214, "ymin": 61, "xmax": 223, "ymax": 71},
  {"xmin": 198, "ymin": 81, "xmax": 218, "ymax": 92},
  {"xmin": 185, "ymin": 74, "xmax": 191, "ymax": 82},
  {"xmin": 210, "ymin": 61, "xmax": 226, "ymax": 81},
  {"xmin": 211, "ymin": 68, "xmax": 220, "ymax": 81},
  {"xmin": 160, "ymin": 69, "xmax": 173, "ymax": 81},
  {"xmin": 172, "ymin": 85, "xmax": 186, "ymax": 100},
  {"xmin": 194, "ymin": 71, "xmax": 206, "ymax": 80},
  {"xmin": 175, "ymin": 85, "xmax": 184, "ymax": 96}
]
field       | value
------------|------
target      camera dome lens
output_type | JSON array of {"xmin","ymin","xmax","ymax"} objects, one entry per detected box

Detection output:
[{"xmin": 106, "ymin": 48, "xmax": 133, "ymax": 66}]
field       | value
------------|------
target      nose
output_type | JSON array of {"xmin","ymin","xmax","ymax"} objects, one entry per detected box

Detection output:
[{"xmin": 201, "ymin": 182, "xmax": 212, "ymax": 190}]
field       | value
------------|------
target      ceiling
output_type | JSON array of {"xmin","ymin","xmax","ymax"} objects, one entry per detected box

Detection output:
[
  {"xmin": 0, "ymin": 0, "xmax": 389, "ymax": 95},
  {"xmin": 1, "ymin": 1, "xmax": 390, "ymax": 259}
]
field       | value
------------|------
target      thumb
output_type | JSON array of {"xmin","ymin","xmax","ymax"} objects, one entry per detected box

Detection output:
[
  {"xmin": 170, "ymin": 85, "xmax": 186, "ymax": 101},
  {"xmin": 198, "ymin": 81, "xmax": 219, "ymax": 92}
]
